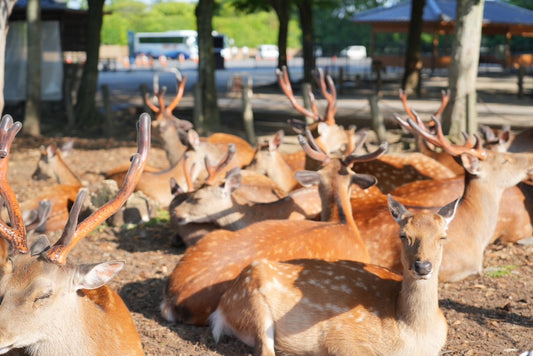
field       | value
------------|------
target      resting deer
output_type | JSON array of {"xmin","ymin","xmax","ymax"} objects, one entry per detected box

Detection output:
[
  {"xmin": 161, "ymin": 135, "xmax": 386, "ymax": 326},
  {"xmin": 211, "ymin": 195, "xmax": 458, "ymax": 356},
  {"xmin": 144, "ymin": 70, "xmax": 193, "ymax": 166},
  {"xmin": 354, "ymin": 116, "xmax": 533, "ymax": 281},
  {"xmin": 0, "ymin": 114, "xmax": 149, "ymax": 355},
  {"xmin": 169, "ymin": 148, "xmax": 288, "ymax": 246},
  {"xmin": 246, "ymin": 130, "xmax": 301, "ymax": 193}
]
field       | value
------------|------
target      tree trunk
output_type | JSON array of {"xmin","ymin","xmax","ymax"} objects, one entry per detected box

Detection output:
[
  {"xmin": 195, "ymin": 0, "xmax": 219, "ymax": 134},
  {"xmin": 270, "ymin": 0, "xmax": 290, "ymax": 70},
  {"xmin": 0, "ymin": 0, "xmax": 19, "ymax": 115},
  {"xmin": 442, "ymin": 0, "xmax": 485, "ymax": 139},
  {"xmin": 401, "ymin": 0, "xmax": 425, "ymax": 96},
  {"xmin": 24, "ymin": 0, "xmax": 41, "ymax": 136},
  {"xmin": 74, "ymin": 0, "xmax": 105, "ymax": 131},
  {"xmin": 297, "ymin": 0, "xmax": 315, "ymax": 85}
]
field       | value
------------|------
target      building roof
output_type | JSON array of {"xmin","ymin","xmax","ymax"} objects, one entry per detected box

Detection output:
[{"xmin": 352, "ymin": 0, "xmax": 533, "ymax": 35}]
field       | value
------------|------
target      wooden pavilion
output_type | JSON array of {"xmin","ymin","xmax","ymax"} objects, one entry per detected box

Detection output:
[{"xmin": 351, "ymin": 0, "xmax": 533, "ymax": 70}]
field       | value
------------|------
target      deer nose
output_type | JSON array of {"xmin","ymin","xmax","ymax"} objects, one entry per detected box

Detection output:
[{"xmin": 414, "ymin": 260, "xmax": 432, "ymax": 276}]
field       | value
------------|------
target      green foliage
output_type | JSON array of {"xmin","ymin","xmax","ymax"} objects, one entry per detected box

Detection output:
[{"xmin": 486, "ymin": 265, "xmax": 518, "ymax": 278}]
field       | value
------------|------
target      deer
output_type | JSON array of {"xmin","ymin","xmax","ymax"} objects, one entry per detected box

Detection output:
[
  {"xmin": 106, "ymin": 126, "xmax": 255, "ymax": 208},
  {"xmin": 352, "ymin": 116, "xmax": 533, "ymax": 281},
  {"xmin": 168, "ymin": 148, "xmax": 289, "ymax": 246},
  {"xmin": 0, "ymin": 113, "xmax": 149, "ymax": 355},
  {"xmin": 160, "ymin": 135, "xmax": 387, "ymax": 326},
  {"xmin": 210, "ymin": 195, "xmax": 458, "ymax": 356},
  {"xmin": 144, "ymin": 70, "xmax": 193, "ymax": 167},
  {"xmin": 10, "ymin": 141, "xmax": 87, "ymax": 232},
  {"xmin": 171, "ymin": 166, "xmax": 321, "ymax": 234},
  {"xmin": 245, "ymin": 130, "xmax": 301, "ymax": 193}
]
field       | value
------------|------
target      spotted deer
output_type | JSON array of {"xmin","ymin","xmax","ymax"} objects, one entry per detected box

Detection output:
[
  {"xmin": 0, "ymin": 114, "xmax": 149, "ymax": 355},
  {"xmin": 172, "ymin": 166, "xmax": 321, "ymax": 233},
  {"xmin": 354, "ymin": 116, "xmax": 533, "ymax": 281},
  {"xmin": 211, "ymin": 195, "xmax": 458, "ymax": 356},
  {"xmin": 169, "ymin": 148, "xmax": 289, "ymax": 246},
  {"xmin": 160, "ymin": 136, "xmax": 386, "ymax": 326},
  {"xmin": 106, "ymin": 127, "xmax": 254, "ymax": 208}
]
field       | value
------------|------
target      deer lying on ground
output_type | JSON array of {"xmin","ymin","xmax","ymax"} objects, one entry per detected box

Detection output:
[
  {"xmin": 168, "ymin": 147, "xmax": 289, "ymax": 246},
  {"xmin": 15, "ymin": 142, "xmax": 87, "ymax": 232},
  {"xmin": 245, "ymin": 130, "xmax": 301, "ymax": 192},
  {"xmin": 107, "ymin": 127, "xmax": 254, "ymax": 207},
  {"xmin": 0, "ymin": 114, "xmax": 149, "ymax": 355},
  {"xmin": 211, "ymin": 195, "xmax": 458, "ymax": 356},
  {"xmin": 353, "ymin": 116, "xmax": 533, "ymax": 281},
  {"xmin": 161, "ymin": 136, "xmax": 386, "ymax": 326}
]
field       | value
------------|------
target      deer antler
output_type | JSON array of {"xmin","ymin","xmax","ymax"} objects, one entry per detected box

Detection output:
[
  {"xmin": 277, "ymin": 66, "xmax": 321, "ymax": 122},
  {"xmin": 343, "ymin": 141, "xmax": 388, "ymax": 166},
  {"xmin": 298, "ymin": 132, "xmax": 330, "ymax": 166},
  {"xmin": 145, "ymin": 70, "xmax": 187, "ymax": 120},
  {"xmin": 0, "ymin": 115, "xmax": 28, "ymax": 254},
  {"xmin": 45, "ymin": 113, "xmax": 151, "ymax": 264},
  {"xmin": 204, "ymin": 144, "xmax": 237, "ymax": 186},
  {"xmin": 399, "ymin": 115, "xmax": 487, "ymax": 160},
  {"xmin": 315, "ymin": 68, "xmax": 337, "ymax": 125}
]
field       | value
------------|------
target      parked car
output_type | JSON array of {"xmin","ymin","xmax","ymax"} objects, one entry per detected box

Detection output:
[
  {"xmin": 257, "ymin": 44, "xmax": 279, "ymax": 59},
  {"xmin": 340, "ymin": 45, "xmax": 367, "ymax": 60}
]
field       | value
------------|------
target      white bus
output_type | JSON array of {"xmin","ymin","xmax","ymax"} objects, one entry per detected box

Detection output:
[{"xmin": 133, "ymin": 30, "xmax": 199, "ymax": 60}]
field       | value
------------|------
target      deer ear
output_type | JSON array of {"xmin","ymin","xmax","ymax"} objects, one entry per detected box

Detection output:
[
  {"xmin": 269, "ymin": 130, "xmax": 284, "ymax": 152},
  {"xmin": 460, "ymin": 153, "xmax": 481, "ymax": 175},
  {"xmin": 169, "ymin": 177, "xmax": 185, "ymax": 195},
  {"xmin": 224, "ymin": 169, "xmax": 242, "ymax": 195},
  {"xmin": 74, "ymin": 261, "xmax": 124, "ymax": 290},
  {"xmin": 437, "ymin": 198, "xmax": 459, "ymax": 228},
  {"xmin": 30, "ymin": 235, "xmax": 51, "ymax": 256},
  {"xmin": 294, "ymin": 170, "xmax": 321, "ymax": 187},
  {"xmin": 188, "ymin": 129, "xmax": 200, "ymax": 151},
  {"xmin": 47, "ymin": 144, "xmax": 58, "ymax": 158},
  {"xmin": 351, "ymin": 173, "xmax": 377, "ymax": 190},
  {"xmin": 60, "ymin": 140, "xmax": 74, "ymax": 156},
  {"xmin": 317, "ymin": 122, "xmax": 329, "ymax": 137},
  {"xmin": 388, "ymin": 194, "xmax": 411, "ymax": 222}
]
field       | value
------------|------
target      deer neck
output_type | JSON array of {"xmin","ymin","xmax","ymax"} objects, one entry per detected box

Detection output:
[
  {"xmin": 397, "ymin": 272, "xmax": 441, "ymax": 330},
  {"xmin": 55, "ymin": 156, "xmax": 81, "ymax": 186},
  {"xmin": 454, "ymin": 174, "xmax": 504, "ymax": 246},
  {"xmin": 159, "ymin": 125, "xmax": 187, "ymax": 167},
  {"xmin": 319, "ymin": 180, "xmax": 358, "ymax": 232}
]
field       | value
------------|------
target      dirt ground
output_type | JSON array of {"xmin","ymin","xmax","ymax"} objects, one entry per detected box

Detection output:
[{"xmin": 4, "ymin": 72, "xmax": 533, "ymax": 355}]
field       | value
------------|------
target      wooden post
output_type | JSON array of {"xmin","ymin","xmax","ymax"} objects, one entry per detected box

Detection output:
[
  {"xmin": 139, "ymin": 83, "xmax": 150, "ymax": 114},
  {"xmin": 242, "ymin": 76, "xmax": 256, "ymax": 145},
  {"xmin": 101, "ymin": 84, "xmax": 113, "ymax": 137},
  {"xmin": 517, "ymin": 65, "xmax": 525, "ymax": 99},
  {"xmin": 301, "ymin": 82, "xmax": 314, "ymax": 125},
  {"xmin": 193, "ymin": 83, "xmax": 204, "ymax": 134},
  {"xmin": 369, "ymin": 94, "xmax": 386, "ymax": 143}
]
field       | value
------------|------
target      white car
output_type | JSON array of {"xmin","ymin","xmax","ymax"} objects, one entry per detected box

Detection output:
[
  {"xmin": 257, "ymin": 45, "xmax": 279, "ymax": 59},
  {"xmin": 340, "ymin": 45, "xmax": 367, "ymax": 60}
]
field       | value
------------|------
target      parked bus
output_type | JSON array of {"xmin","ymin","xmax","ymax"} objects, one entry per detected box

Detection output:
[
  {"xmin": 131, "ymin": 30, "xmax": 230, "ymax": 61},
  {"xmin": 132, "ymin": 30, "xmax": 199, "ymax": 60}
]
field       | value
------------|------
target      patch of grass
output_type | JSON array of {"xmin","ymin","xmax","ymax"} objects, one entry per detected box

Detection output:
[
  {"xmin": 486, "ymin": 265, "xmax": 518, "ymax": 278},
  {"xmin": 144, "ymin": 209, "xmax": 170, "ymax": 227}
]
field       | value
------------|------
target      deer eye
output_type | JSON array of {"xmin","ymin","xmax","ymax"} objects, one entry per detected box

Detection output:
[
  {"xmin": 33, "ymin": 290, "xmax": 52, "ymax": 304},
  {"xmin": 440, "ymin": 235, "xmax": 448, "ymax": 241}
]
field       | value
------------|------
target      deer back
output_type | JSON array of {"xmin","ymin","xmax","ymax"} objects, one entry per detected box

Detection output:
[
  {"xmin": 210, "ymin": 197, "xmax": 457, "ymax": 356},
  {"xmin": 352, "ymin": 152, "xmax": 457, "ymax": 193}
]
